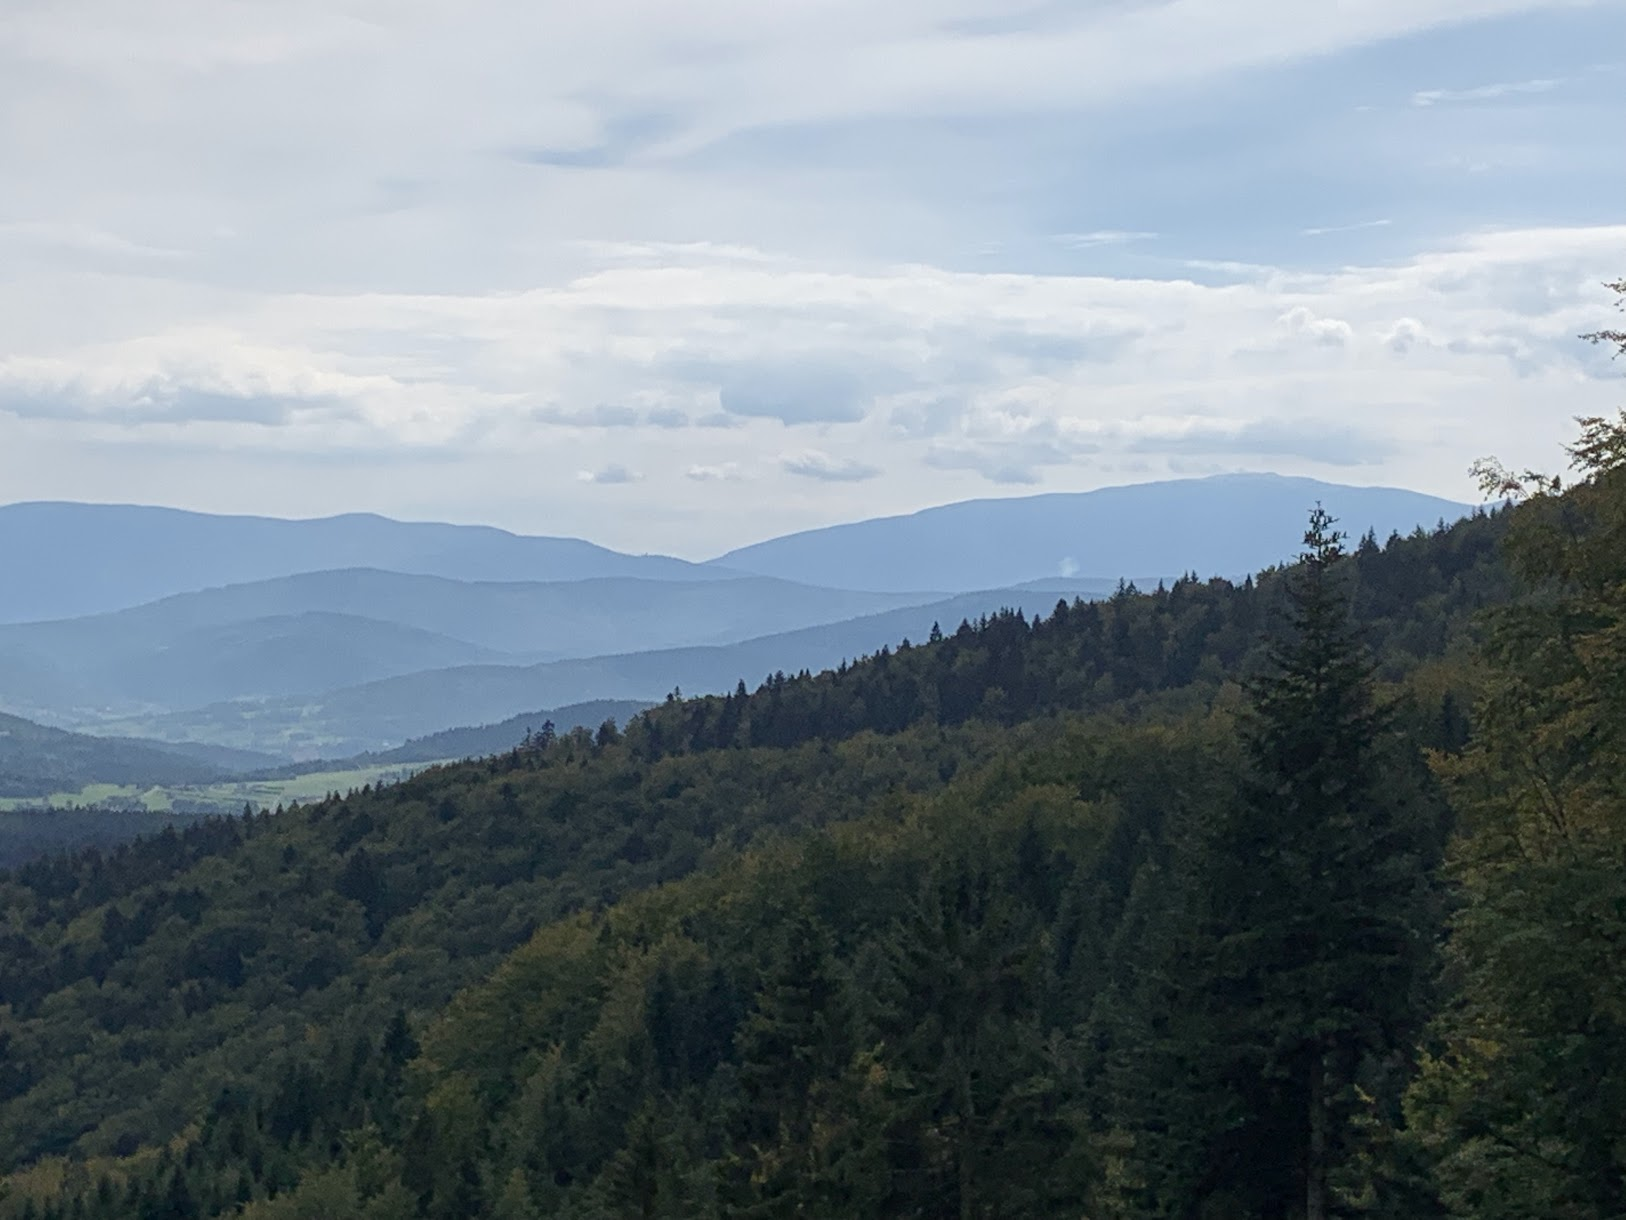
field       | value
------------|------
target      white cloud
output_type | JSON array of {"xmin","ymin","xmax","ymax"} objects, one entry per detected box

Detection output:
[
  {"xmin": 1124, "ymin": 416, "xmax": 1395, "ymax": 465},
  {"xmin": 0, "ymin": 220, "xmax": 189, "ymax": 261},
  {"xmin": 1411, "ymin": 77, "xmax": 1563, "ymax": 106},
  {"xmin": 577, "ymin": 463, "xmax": 640, "ymax": 484},
  {"xmin": 1055, "ymin": 230, "xmax": 1159, "ymax": 248},
  {"xmin": 1301, "ymin": 219, "xmax": 1392, "ymax": 237},
  {"xmin": 532, "ymin": 403, "xmax": 704, "ymax": 429},
  {"xmin": 625, "ymin": 0, "xmax": 1570, "ymax": 156},
  {"xmin": 686, "ymin": 462, "xmax": 745, "ymax": 481},
  {"xmin": 1277, "ymin": 305, "xmax": 1355, "ymax": 347},
  {"xmin": 1382, "ymin": 317, "xmax": 1430, "ymax": 353},
  {"xmin": 781, "ymin": 450, "xmax": 883, "ymax": 482}
]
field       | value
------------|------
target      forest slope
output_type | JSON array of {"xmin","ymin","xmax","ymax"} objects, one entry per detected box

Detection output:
[
  {"xmin": 0, "ymin": 713, "xmax": 240, "ymax": 798},
  {"xmin": 0, "ymin": 507, "xmax": 1509, "ymax": 1215}
]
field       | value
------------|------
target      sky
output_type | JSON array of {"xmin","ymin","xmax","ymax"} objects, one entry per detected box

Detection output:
[{"xmin": 1, "ymin": 0, "xmax": 1623, "ymax": 558}]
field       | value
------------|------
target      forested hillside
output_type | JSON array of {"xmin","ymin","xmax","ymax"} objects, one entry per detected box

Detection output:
[
  {"xmin": 264, "ymin": 700, "xmax": 658, "ymax": 774},
  {"xmin": 87, "ymin": 580, "xmax": 1125, "ymax": 758},
  {"xmin": 0, "ymin": 713, "xmax": 240, "ymax": 799},
  {"xmin": 1, "ymin": 387, "xmax": 1622, "ymax": 1216}
]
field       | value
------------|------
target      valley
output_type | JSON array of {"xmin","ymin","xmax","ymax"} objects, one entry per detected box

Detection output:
[
  {"xmin": 0, "ymin": 758, "xmax": 446, "ymax": 815},
  {"xmin": 0, "ymin": 473, "xmax": 1470, "ymax": 784}
]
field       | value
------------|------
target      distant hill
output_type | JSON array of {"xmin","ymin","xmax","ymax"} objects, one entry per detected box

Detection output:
[
  {"xmin": 369, "ymin": 698, "xmax": 657, "ymax": 763},
  {"xmin": 0, "ymin": 612, "xmax": 505, "ymax": 721},
  {"xmin": 2, "ymin": 478, "xmax": 1475, "ymax": 625},
  {"xmin": 0, "ymin": 698, "xmax": 636, "ymax": 806},
  {"xmin": 0, "ymin": 477, "xmax": 1476, "ymax": 751},
  {"xmin": 0, "ymin": 502, "xmax": 730, "ymax": 624},
  {"xmin": 94, "ymin": 735, "xmax": 284, "ymax": 775},
  {"xmin": 99, "ymin": 583, "xmax": 1123, "ymax": 757},
  {"xmin": 710, "ymin": 473, "xmax": 1476, "ymax": 592},
  {"xmin": 0, "ymin": 570, "xmax": 935, "ymax": 721},
  {"xmin": 247, "ymin": 699, "xmax": 657, "ymax": 778},
  {"xmin": 11, "ymin": 568, "xmax": 931, "ymax": 656},
  {"xmin": 0, "ymin": 711, "xmax": 236, "ymax": 798}
]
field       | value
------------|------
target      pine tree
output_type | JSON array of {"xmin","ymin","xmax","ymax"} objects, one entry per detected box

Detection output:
[{"xmin": 1183, "ymin": 507, "xmax": 1434, "ymax": 1217}]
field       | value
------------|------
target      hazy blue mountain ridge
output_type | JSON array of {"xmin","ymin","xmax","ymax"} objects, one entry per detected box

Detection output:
[
  {"xmin": 0, "ymin": 570, "xmax": 937, "ymax": 723},
  {"xmin": 0, "ymin": 475, "xmax": 1480, "ymax": 762},
  {"xmin": 711, "ymin": 473, "xmax": 1475, "ymax": 592},
  {"xmin": 0, "ymin": 502, "xmax": 730, "ymax": 624},
  {"xmin": 5, "ymin": 567, "xmax": 936, "ymax": 656},
  {"xmin": 96, "ymin": 583, "xmax": 1125, "ymax": 757}
]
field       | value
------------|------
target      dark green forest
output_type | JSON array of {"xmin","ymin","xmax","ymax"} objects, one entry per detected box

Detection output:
[{"xmin": 2, "ymin": 302, "xmax": 1623, "ymax": 1216}]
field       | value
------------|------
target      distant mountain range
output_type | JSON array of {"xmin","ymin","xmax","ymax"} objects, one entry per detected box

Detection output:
[
  {"xmin": 81, "ymin": 581, "xmax": 1172, "ymax": 757},
  {"xmin": 0, "ymin": 502, "xmax": 723, "ymax": 625},
  {"xmin": 0, "ymin": 474, "xmax": 1478, "ymax": 769},
  {"xmin": 0, "ymin": 571, "xmax": 932, "ymax": 721},
  {"xmin": 712, "ymin": 474, "xmax": 1473, "ymax": 592}
]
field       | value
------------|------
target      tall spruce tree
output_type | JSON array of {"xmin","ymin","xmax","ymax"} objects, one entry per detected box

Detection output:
[
  {"xmin": 1188, "ymin": 507, "xmax": 1434, "ymax": 1218},
  {"xmin": 865, "ymin": 852, "xmax": 1070, "ymax": 1220}
]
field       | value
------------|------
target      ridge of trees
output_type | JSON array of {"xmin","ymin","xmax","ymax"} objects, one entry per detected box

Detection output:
[{"xmin": 623, "ymin": 506, "xmax": 1506, "ymax": 758}]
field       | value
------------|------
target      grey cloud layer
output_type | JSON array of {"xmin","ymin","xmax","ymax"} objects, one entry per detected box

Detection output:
[
  {"xmin": 666, "ymin": 356, "xmax": 882, "ymax": 425},
  {"xmin": 0, "ymin": 0, "xmax": 1616, "ymax": 555},
  {"xmin": 2, "ymin": 226, "xmax": 1618, "ymax": 482},
  {"xmin": 531, "ymin": 403, "xmax": 717, "ymax": 429},
  {"xmin": 1125, "ymin": 418, "xmax": 1396, "ymax": 467}
]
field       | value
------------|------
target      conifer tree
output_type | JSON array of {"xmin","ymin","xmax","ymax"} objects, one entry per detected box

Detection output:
[
  {"xmin": 1182, "ymin": 507, "xmax": 1434, "ymax": 1218},
  {"xmin": 864, "ymin": 852, "xmax": 1073, "ymax": 1219}
]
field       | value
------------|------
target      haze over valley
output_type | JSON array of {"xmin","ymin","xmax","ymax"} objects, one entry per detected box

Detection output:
[{"xmin": 0, "ymin": 474, "xmax": 1469, "ymax": 765}]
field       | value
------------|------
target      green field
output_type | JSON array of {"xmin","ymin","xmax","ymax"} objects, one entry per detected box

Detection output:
[{"xmin": 0, "ymin": 759, "xmax": 452, "ymax": 813}]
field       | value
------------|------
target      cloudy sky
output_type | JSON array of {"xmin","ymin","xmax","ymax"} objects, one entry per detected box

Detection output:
[{"xmin": 1, "ymin": 0, "xmax": 1622, "ymax": 556}]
